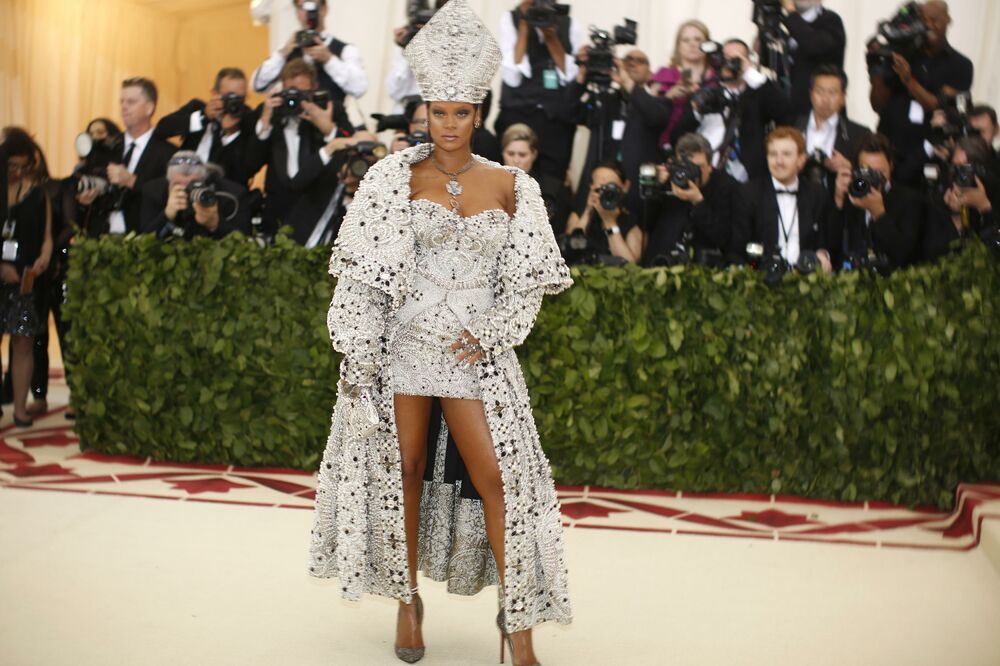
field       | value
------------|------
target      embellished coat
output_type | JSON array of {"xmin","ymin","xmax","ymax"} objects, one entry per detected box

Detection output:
[{"xmin": 309, "ymin": 144, "xmax": 574, "ymax": 632}]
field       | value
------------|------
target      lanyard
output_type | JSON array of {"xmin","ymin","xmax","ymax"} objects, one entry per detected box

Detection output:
[
  {"xmin": 3, "ymin": 181, "xmax": 22, "ymax": 240},
  {"xmin": 777, "ymin": 198, "xmax": 798, "ymax": 249}
]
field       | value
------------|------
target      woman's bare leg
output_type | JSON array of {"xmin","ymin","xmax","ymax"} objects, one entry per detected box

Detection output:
[
  {"xmin": 392, "ymin": 393, "xmax": 433, "ymax": 651},
  {"xmin": 439, "ymin": 397, "xmax": 537, "ymax": 665}
]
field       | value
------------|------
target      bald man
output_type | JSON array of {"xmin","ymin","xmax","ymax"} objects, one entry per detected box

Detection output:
[{"xmin": 869, "ymin": 0, "xmax": 973, "ymax": 187}]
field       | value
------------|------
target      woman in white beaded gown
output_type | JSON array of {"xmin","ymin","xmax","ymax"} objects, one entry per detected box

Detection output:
[{"xmin": 308, "ymin": 2, "xmax": 573, "ymax": 664}]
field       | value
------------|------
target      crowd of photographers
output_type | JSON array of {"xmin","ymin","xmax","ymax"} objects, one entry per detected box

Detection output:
[{"xmin": 1, "ymin": 0, "xmax": 999, "ymax": 418}]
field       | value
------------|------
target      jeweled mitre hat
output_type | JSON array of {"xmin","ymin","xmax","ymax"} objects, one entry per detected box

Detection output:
[{"xmin": 404, "ymin": 0, "xmax": 501, "ymax": 104}]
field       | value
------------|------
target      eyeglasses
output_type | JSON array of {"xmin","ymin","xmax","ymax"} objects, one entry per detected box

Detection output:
[
  {"xmin": 168, "ymin": 155, "xmax": 204, "ymax": 168},
  {"xmin": 412, "ymin": 119, "xmax": 429, "ymax": 128},
  {"xmin": 623, "ymin": 56, "xmax": 649, "ymax": 65}
]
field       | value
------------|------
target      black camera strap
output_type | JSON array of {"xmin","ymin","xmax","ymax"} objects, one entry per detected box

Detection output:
[
  {"xmin": 776, "ymin": 196, "xmax": 799, "ymax": 251},
  {"xmin": 3, "ymin": 181, "xmax": 22, "ymax": 239}
]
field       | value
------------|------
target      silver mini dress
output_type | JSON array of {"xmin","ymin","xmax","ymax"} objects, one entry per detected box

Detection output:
[{"xmin": 387, "ymin": 198, "xmax": 511, "ymax": 399}]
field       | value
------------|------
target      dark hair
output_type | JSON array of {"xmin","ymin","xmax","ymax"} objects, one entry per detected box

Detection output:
[
  {"xmin": 675, "ymin": 133, "xmax": 712, "ymax": 158},
  {"xmin": 855, "ymin": 133, "xmax": 895, "ymax": 166},
  {"xmin": 723, "ymin": 38, "xmax": 751, "ymax": 55},
  {"xmin": 591, "ymin": 160, "xmax": 627, "ymax": 183},
  {"xmin": 86, "ymin": 117, "xmax": 122, "ymax": 138},
  {"xmin": 122, "ymin": 77, "xmax": 158, "ymax": 107},
  {"xmin": 970, "ymin": 104, "xmax": 999, "ymax": 127},
  {"xmin": 293, "ymin": 0, "xmax": 326, "ymax": 6},
  {"xmin": 955, "ymin": 135, "xmax": 993, "ymax": 165},
  {"xmin": 213, "ymin": 67, "xmax": 246, "ymax": 91},
  {"xmin": 811, "ymin": 65, "xmax": 848, "ymax": 92},
  {"xmin": 2, "ymin": 127, "xmax": 49, "ymax": 182}
]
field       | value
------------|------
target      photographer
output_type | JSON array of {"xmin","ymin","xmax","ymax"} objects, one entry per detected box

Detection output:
[
  {"xmin": 251, "ymin": 0, "xmax": 368, "ymax": 105},
  {"xmin": 247, "ymin": 60, "xmax": 358, "ymax": 245},
  {"xmin": 562, "ymin": 161, "xmax": 643, "ymax": 265},
  {"xmin": 304, "ymin": 131, "xmax": 381, "ymax": 247},
  {"xmin": 496, "ymin": 0, "xmax": 585, "ymax": 181},
  {"xmin": 568, "ymin": 47, "xmax": 672, "ymax": 221},
  {"xmin": 139, "ymin": 152, "xmax": 251, "ymax": 240},
  {"xmin": 75, "ymin": 78, "xmax": 176, "ymax": 237},
  {"xmin": 869, "ymin": 0, "xmax": 973, "ymax": 188},
  {"xmin": 793, "ymin": 66, "xmax": 871, "ymax": 196},
  {"xmin": 675, "ymin": 39, "xmax": 790, "ymax": 184},
  {"xmin": 781, "ymin": 0, "xmax": 846, "ymax": 116},
  {"xmin": 642, "ymin": 133, "xmax": 741, "ymax": 267},
  {"xmin": 502, "ymin": 123, "xmax": 572, "ymax": 236},
  {"xmin": 968, "ymin": 105, "xmax": 1000, "ymax": 175},
  {"xmin": 385, "ymin": 1, "xmax": 447, "ymax": 113},
  {"xmin": 649, "ymin": 20, "xmax": 715, "ymax": 151},
  {"xmin": 734, "ymin": 127, "xmax": 833, "ymax": 272},
  {"xmin": 829, "ymin": 133, "xmax": 925, "ymax": 272},
  {"xmin": 155, "ymin": 68, "xmax": 257, "ymax": 185},
  {"xmin": 923, "ymin": 136, "xmax": 1000, "ymax": 261}
]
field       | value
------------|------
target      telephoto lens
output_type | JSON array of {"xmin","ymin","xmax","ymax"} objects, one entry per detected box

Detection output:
[
  {"xmin": 186, "ymin": 180, "xmax": 217, "ymax": 207},
  {"xmin": 597, "ymin": 183, "xmax": 625, "ymax": 211},
  {"xmin": 848, "ymin": 168, "xmax": 886, "ymax": 199}
]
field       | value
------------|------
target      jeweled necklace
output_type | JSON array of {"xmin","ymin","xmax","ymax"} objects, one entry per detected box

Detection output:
[{"xmin": 430, "ymin": 149, "xmax": 475, "ymax": 214}]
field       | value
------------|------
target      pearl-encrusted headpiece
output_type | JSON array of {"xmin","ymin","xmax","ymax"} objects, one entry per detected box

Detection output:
[{"xmin": 404, "ymin": 0, "xmax": 501, "ymax": 104}]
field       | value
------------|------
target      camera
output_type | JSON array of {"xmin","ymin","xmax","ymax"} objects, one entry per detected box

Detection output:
[
  {"xmin": 73, "ymin": 132, "xmax": 120, "ymax": 195},
  {"xmin": 690, "ymin": 84, "xmax": 736, "ymax": 115},
  {"xmin": 667, "ymin": 156, "xmax": 701, "ymax": 190},
  {"xmin": 558, "ymin": 228, "xmax": 598, "ymax": 266},
  {"xmin": 186, "ymin": 180, "xmax": 217, "ymax": 207},
  {"xmin": 277, "ymin": 88, "xmax": 330, "ymax": 119},
  {"xmin": 803, "ymin": 149, "xmax": 829, "ymax": 188},
  {"xmin": 346, "ymin": 141, "xmax": 388, "ymax": 179},
  {"xmin": 952, "ymin": 163, "xmax": 983, "ymax": 189},
  {"xmin": 524, "ymin": 0, "xmax": 570, "ymax": 29},
  {"xmin": 848, "ymin": 168, "xmax": 887, "ymax": 199},
  {"xmin": 930, "ymin": 91, "xmax": 974, "ymax": 146},
  {"xmin": 578, "ymin": 19, "xmax": 639, "ymax": 88},
  {"xmin": 638, "ymin": 163, "xmax": 666, "ymax": 200},
  {"xmin": 865, "ymin": 1, "xmax": 927, "ymax": 78},
  {"xmin": 400, "ymin": 1, "xmax": 439, "ymax": 48},
  {"xmin": 404, "ymin": 130, "xmax": 430, "ymax": 147},
  {"xmin": 752, "ymin": 0, "xmax": 785, "ymax": 40},
  {"xmin": 747, "ymin": 243, "xmax": 819, "ymax": 285},
  {"xmin": 596, "ymin": 183, "xmax": 625, "ymax": 211},
  {"xmin": 842, "ymin": 249, "xmax": 891, "ymax": 276},
  {"xmin": 295, "ymin": 0, "xmax": 322, "ymax": 47},
  {"xmin": 221, "ymin": 93, "xmax": 245, "ymax": 118},
  {"xmin": 701, "ymin": 41, "xmax": 743, "ymax": 82}
]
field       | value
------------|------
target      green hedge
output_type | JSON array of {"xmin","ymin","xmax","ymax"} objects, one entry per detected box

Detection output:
[{"xmin": 64, "ymin": 232, "xmax": 1000, "ymax": 508}]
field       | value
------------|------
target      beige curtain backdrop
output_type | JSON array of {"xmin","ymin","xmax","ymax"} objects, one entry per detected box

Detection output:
[{"xmin": 2, "ymin": 0, "xmax": 998, "ymax": 177}]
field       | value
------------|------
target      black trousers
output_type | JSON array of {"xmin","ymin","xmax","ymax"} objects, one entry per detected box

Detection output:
[{"xmin": 494, "ymin": 106, "xmax": 576, "ymax": 182}]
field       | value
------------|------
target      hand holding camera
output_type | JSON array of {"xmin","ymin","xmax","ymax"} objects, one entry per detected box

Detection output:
[
  {"xmin": 946, "ymin": 174, "xmax": 992, "ymax": 214},
  {"xmin": 106, "ymin": 162, "xmax": 135, "ymax": 189},
  {"xmin": 847, "ymin": 168, "xmax": 888, "ymax": 219},
  {"xmin": 165, "ymin": 183, "xmax": 189, "ymax": 221},
  {"xmin": 301, "ymin": 98, "xmax": 335, "ymax": 135}
]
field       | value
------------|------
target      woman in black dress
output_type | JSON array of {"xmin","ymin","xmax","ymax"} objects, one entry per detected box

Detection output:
[{"xmin": 2, "ymin": 128, "xmax": 53, "ymax": 426}]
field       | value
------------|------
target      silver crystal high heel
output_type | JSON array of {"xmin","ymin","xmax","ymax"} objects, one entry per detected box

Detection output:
[
  {"xmin": 496, "ymin": 588, "xmax": 540, "ymax": 666},
  {"xmin": 395, "ymin": 585, "xmax": 424, "ymax": 663}
]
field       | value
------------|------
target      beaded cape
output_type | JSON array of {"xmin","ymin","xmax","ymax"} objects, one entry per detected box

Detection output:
[{"xmin": 309, "ymin": 143, "xmax": 574, "ymax": 632}]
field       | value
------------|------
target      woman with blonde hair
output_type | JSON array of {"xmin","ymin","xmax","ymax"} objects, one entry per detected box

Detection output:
[
  {"xmin": 650, "ymin": 19, "xmax": 715, "ymax": 149},
  {"xmin": 501, "ymin": 123, "xmax": 572, "ymax": 236}
]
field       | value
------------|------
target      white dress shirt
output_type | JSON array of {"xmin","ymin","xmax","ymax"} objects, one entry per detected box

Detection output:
[
  {"xmin": 805, "ymin": 111, "xmax": 839, "ymax": 159},
  {"xmin": 254, "ymin": 118, "xmax": 338, "ymax": 179},
  {"xmin": 108, "ymin": 127, "xmax": 153, "ymax": 235},
  {"xmin": 189, "ymin": 111, "xmax": 241, "ymax": 164},
  {"xmin": 385, "ymin": 48, "xmax": 421, "ymax": 114},
  {"xmin": 773, "ymin": 176, "xmax": 801, "ymax": 265},
  {"xmin": 697, "ymin": 67, "xmax": 769, "ymax": 184},
  {"xmin": 252, "ymin": 31, "xmax": 368, "ymax": 98},
  {"xmin": 498, "ymin": 12, "xmax": 584, "ymax": 88}
]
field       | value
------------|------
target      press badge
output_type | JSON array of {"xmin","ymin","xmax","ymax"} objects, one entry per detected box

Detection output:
[
  {"xmin": 611, "ymin": 120, "xmax": 626, "ymax": 141},
  {"xmin": 2, "ymin": 240, "xmax": 19, "ymax": 262},
  {"xmin": 543, "ymin": 68, "xmax": 559, "ymax": 90}
]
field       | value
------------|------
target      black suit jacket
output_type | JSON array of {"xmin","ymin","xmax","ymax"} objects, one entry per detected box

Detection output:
[
  {"xmin": 827, "ymin": 183, "xmax": 925, "ymax": 270},
  {"xmin": 643, "ymin": 169, "xmax": 742, "ymax": 267},
  {"xmin": 245, "ymin": 112, "xmax": 351, "ymax": 244},
  {"xmin": 86, "ymin": 134, "xmax": 175, "ymax": 237},
  {"xmin": 734, "ymin": 177, "xmax": 830, "ymax": 262},
  {"xmin": 794, "ymin": 112, "xmax": 871, "ymax": 193},
  {"xmin": 138, "ymin": 176, "xmax": 252, "ymax": 239},
  {"xmin": 783, "ymin": 8, "xmax": 847, "ymax": 116},
  {"xmin": 676, "ymin": 80, "xmax": 790, "ymax": 183},
  {"xmin": 155, "ymin": 99, "xmax": 258, "ymax": 185}
]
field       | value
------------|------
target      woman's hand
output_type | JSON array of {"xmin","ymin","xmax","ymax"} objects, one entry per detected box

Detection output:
[
  {"xmin": 0, "ymin": 263, "xmax": 21, "ymax": 284},
  {"xmin": 450, "ymin": 329, "xmax": 483, "ymax": 367}
]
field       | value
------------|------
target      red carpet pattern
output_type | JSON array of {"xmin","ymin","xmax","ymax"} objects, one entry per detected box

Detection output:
[{"xmin": 2, "ymin": 405, "xmax": 999, "ymax": 553}]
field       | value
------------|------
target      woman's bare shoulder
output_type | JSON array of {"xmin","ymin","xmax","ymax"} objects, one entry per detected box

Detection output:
[{"xmin": 476, "ymin": 163, "xmax": 518, "ymax": 215}]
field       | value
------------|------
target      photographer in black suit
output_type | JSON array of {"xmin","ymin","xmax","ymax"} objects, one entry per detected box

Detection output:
[
  {"xmin": 794, "ymin": 66, "xmax": 871, "ymax": 197},
  {"xmin": 247, "ymin": 59, "xmax": 359, "ymax": 245},
  {"xmin": 642, "ymin": 133, "xmax": 741, "ymax": 267},
  {"xmin": 676, "ymin": 39, "xmax": 790, "ymax": 184},
  {"xmin": 968, "ymin": 105, "xmax": 1000, "ymax": 176},
  {"xmin": 869, "ymin": 0, "xmax": 973, "ymax": 188},
  {"xmin": 734, "ymin": 127, "xmax": 833, "ymax": 272},
  {"xmin": 923, "ymin": 136, "xmax": 999, "ymax": 262},
  {"xmin": 75, "ymin": 78, "xmax": 175, "ymax": 237},
  {"xmin": 251, "ymin": 0, "xmax": 368, "ymax": 106},
  {"xmin": 139, "ymin": 151, "xmax": 251, "ymax": 240},
  {"xmin": 781, "ymin": 0, "xmax": 846, "ymax": 117},
  {"xmin": 155, "ymin": 68, "xmax": 257, "ymax": 185},
  {"xmin": 828, "ymin": 133, "xmax": 925, "ymax": 271}
]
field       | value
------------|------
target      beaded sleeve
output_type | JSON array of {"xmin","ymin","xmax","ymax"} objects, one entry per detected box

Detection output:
[
  {"xmin": 465, "ymin": 170, "xmax": 573, "ymax": 359},
  {"xmin": 327, "ymin": 276, "xmax": 389, "ymax": 387}
]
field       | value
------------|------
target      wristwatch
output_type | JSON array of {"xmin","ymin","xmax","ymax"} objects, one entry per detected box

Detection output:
[{"xmin": 604, "ymin": 225, "xmax": 621, "ymax": 237}]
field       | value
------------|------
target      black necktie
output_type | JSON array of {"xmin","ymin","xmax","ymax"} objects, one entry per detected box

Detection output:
[
  {"xmin": 775, "ymin": 188, "xmax": 798, "ymax": 195},
  {"xmin": 122, "ymin": 141, "xmax": 135, "ymax": 169}
]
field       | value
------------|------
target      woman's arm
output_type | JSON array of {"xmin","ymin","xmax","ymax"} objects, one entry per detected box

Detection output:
[{"xmin": 328, "ymin": 276, "xmax": 388, "ymax": 387}]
